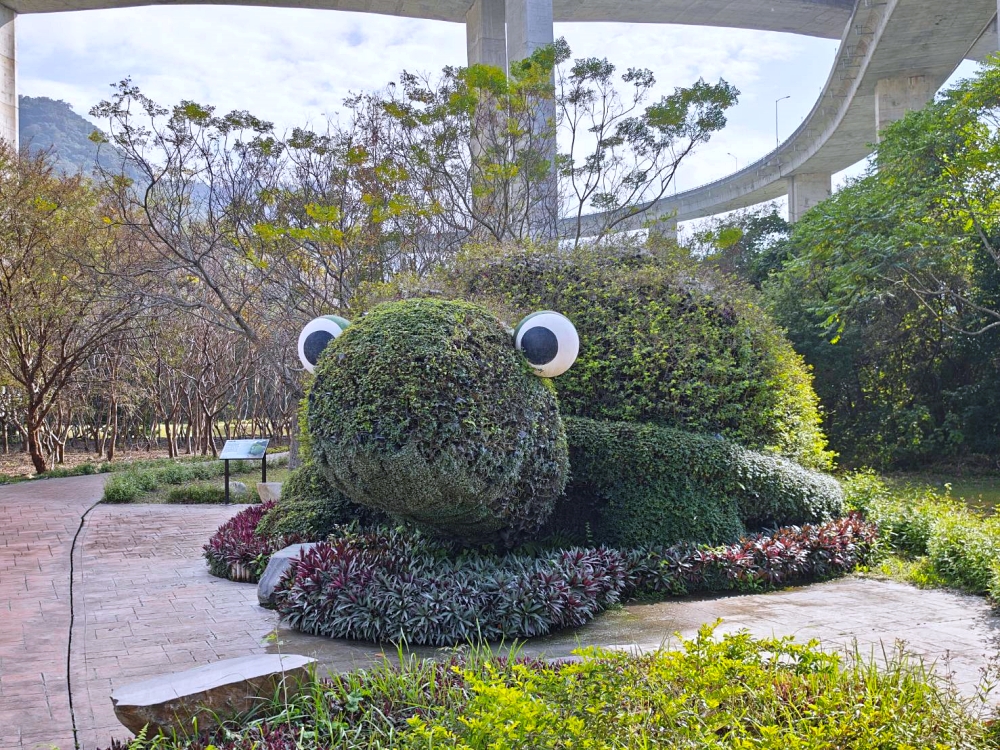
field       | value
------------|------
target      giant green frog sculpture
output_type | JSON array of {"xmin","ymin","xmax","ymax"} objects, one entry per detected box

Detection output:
[{"xmin": 295, "ymin": 295, "xmax": 842, "ymax": 549}]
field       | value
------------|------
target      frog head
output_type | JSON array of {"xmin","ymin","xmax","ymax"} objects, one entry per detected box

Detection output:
[{"xmin": 297, "ymin": 299, "xmax": 579, "ymax": 544}]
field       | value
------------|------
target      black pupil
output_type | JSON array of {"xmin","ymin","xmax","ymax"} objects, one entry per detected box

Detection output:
[
  {"xmin": 521, "ymin": 326, "xmax": 559, "ymax": 366},
  {"xmin": 304, "ymin": 330, "xmax": 335, "ymax": 365}
]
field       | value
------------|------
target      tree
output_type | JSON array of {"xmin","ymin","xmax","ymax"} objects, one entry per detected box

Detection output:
[
  {"xmin": 367, "ymin": 40, "xmax": 738, "ymax": 244},
  {"xmin": 764, "ymin": 58, "xmax": 1000, "ymax": 467},
  {"xmin": 0, "ymin": 144, "xmax": 142, "ymax": 472}
]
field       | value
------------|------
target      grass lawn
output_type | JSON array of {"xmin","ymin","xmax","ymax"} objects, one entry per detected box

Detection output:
[{"xmin": 887, "ymin": 473, "xmax": 1000, "ymax": 514}]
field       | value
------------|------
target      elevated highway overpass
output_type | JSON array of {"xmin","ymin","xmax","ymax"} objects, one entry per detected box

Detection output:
[
  {"xmin": 1, "ymin": 0, "xmax": 997, "ymax": 227},
  {"xmin": 562, "ymin": 0, "xmax": 1000, "ymax": 237}
]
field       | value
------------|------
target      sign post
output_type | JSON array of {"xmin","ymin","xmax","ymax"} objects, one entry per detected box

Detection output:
[{"xmin": 219, "ymin": 438, "xmax": 271, "ymax": 504}]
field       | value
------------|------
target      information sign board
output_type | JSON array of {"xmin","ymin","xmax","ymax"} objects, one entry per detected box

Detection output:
[{"xmin": 219, "ymin": 439, "xmax": 270, "ymax": 460}]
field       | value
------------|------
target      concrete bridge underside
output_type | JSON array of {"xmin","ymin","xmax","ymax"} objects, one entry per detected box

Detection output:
[
  {"xmin": 564, "ymin": 0, "xmax": 1000, "ymax": 236},
  {"xmin": 0, "ymin": 0, "xmax": 998, "ymax": 227}
]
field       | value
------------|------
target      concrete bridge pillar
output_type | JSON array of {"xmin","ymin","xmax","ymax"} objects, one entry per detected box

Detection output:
[
  {"xmin": 466, "ymin": 0, "xmax": 506, "ymax": 68},
  {"xmin": 787, "ymin": 172, "xmax": 831, "ymax": 223},
  {"xmin": 0, "ymin": 5, "xmax": 15, "ymax": 150},
  {"xmin": 875, "ymin": 75, "xmax": 937, "ymax": 138},
  {"xmin": 506, "ymin": 0, "xmax": 557, "ymax": 238},
  {"xmin": 648, "ymin": 215, "xmax": 678, "ymax": 244}
]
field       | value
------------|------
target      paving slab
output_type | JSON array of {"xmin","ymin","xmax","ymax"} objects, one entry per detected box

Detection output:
[{"xmin": 0, "ymin": 475, "xmax": 105, "ymax": 750}]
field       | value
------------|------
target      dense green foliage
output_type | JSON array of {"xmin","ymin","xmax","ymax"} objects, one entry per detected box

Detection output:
[
  {"xmin": 844, "ymin": 471, "xmax": 1000, "ymax": 598},
  {"xmin": 307, "ymin": 299, "xmax": 568, "ymax": 545},
  {"xmin": 257, "ymin": 463, "xmax": 385, "ymax": 539},
  {"xmin": 276, "ymin": 516, "xmax": 873, "ymax": 646},
  {"xmin": 764, "ymin": 60, "xmax": 1000, "ymax": 469},
  {"xmin": 549, "ymin": 417, "xmax": 843, "ymax": 547},
  {"xmin": 101, "ymin": 622, "xmax": 993, "ymax": 750},
  {"xmin": 688, "ymin": 203, "xmax": 791, "ymax": 288},
  {"xmin": 439, "ymin": 242, "xmax": 832, "ymax": 469}
]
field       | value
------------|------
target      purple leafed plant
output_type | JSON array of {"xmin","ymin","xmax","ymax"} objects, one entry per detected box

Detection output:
[
  {"xmin": 275, "ymin": 514, "xmax": 877, "ymax": 646},
  {"xmin": 203, "ymin": 501, "xmax": 305, "ymax": 582}
]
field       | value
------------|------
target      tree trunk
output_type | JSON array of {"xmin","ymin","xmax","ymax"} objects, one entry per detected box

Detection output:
[
  {"xmin": 106, "ymin": 397, "xmax": 118, "ymax": 462},
  {"xmin": 25, "ymin": 409, "xmax": 48, "ymax": 474}
]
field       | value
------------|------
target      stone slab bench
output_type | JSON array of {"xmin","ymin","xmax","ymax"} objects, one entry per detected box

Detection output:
[
  {"xmin": 111, "ymin": 654, "xmax": 315, "ymax": 737},
  {"xmin": 258, "ymin": 542, "xmax": 320, "ymax": 608},
  {"xmin": 256, "ymin": 482, "xmax": 283, "ymax": 503}
]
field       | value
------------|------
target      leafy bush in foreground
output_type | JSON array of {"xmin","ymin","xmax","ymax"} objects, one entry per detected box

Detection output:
[
  {"xmin": 844, "ymin": 470, "xmax": 1000, "ymax": 597},
  {"xmin": 98, "ymin": 625, "xmax": 995, "ymax": 750},
  {"xmin": 549, "ymin": 417, "xmax": 844, "ymax": 547},
  {"xmin": 277, "ymin": 516, "xmax": 875, "ymax": 645},
  {"xmin": 203, "ymin": 501, "xmax": 303, "ymax": 582}
]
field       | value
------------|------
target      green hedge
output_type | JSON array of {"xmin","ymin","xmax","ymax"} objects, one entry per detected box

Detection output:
[
  {"xmin": 439, "ymin": 243, "xmax": 833, "ymax": 470},
  {"xmin": 256, "ymin": 463, "xmax": 385, "ymax": 539},
  {"xmin": 547, "ymin": 417, "xmax": 844, "ymax": 547},
  {"xmin": 307, "ymin": 299, "xmax": 569, "ymax": 545}
]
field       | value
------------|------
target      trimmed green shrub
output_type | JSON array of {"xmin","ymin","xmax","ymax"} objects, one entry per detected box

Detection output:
[
  {"xmin": 257, "ymin": 463, "xmax": 386, "ymax": 539},
  {"xmin": 440, "ymin": 243, "xmax": 833, "ymax": 469},
  {"xmin": 101, "ymin": 472, "xmax": 141, "ymax": 504},
  {"xmin": 548, "ymin": 417, "xmax": 844, "ymax": 548},
  {"xmin": 165, "ymin": 483, "xmax": 229, "ymax": 504},
  {"xmin": 307, "ymin": 298, "xmax": 568, "ymax": 545}
]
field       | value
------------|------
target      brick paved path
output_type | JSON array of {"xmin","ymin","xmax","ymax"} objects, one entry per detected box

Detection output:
[
  {"xmin": 0, "ymin": 475, "xmax": 283, "ymax": 750},
  {"xmin": 0, "ymin": 475, "xmax": 104, "ymax": 750}
]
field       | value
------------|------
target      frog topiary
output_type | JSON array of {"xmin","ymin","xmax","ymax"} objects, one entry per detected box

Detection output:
[{"xmin": 297, "ymin": 294, "xmax": 843, "ymax": 548}]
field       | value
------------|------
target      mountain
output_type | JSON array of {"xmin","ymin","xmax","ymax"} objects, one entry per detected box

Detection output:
[{"xmin": 18, "ymin": 95, "xmax": 127, "ymax": 176}]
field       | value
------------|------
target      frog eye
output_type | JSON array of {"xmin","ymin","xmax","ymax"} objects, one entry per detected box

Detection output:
[
  {"xmin": 513, "ymin": 311, "xmax": 579, "ymax": 377},
  {"xmin": 298, "ymin": 315, "xmax": 351, "ymax": 373}
]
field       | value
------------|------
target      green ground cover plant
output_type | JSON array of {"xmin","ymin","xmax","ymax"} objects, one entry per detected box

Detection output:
[
  {"xmin": 166, "ymin": 483, "xmax": 237, "ymax": 505},
  {"xmin": 98, "ymin": 625, "xmax": 998, "ymax": 749},
  {"xmin": 101, "ymin": 456, "xmax": 288, "ymax": 504},
  {"xmin": 844, "ymin": 470, "xmax": 1000, "ymax": 597}
]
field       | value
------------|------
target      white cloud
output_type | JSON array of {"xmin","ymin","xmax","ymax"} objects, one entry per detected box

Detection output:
[{"xmin": 16, "ymin": 6, "xmax": 843, "ymax": 197}]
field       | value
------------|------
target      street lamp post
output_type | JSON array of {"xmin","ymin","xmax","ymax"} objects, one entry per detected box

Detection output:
[
  {"xmin": 727, "ymin": 152, "xmax": 738, "ymax": 170},
  {"xmin": 775, "ymin": 95, "xmax": 791, "ymax": 147}
]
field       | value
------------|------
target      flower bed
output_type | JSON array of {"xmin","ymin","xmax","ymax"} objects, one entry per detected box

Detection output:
[
  {"xmin": 276, "ymin": 515, "xmax": 876, "ymax": 645},
  {"xmin": 203, "ymin": 501, "xmax": 304, "ymax": 582}
]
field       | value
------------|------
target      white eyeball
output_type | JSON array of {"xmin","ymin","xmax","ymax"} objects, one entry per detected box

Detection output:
[
  {"xmin": 298, "ymin": 315, "xmax": 351, "ymax": 373},
  {"xmin": 513, "ymin": 311, "xmax": 579, "ymax": 378}
]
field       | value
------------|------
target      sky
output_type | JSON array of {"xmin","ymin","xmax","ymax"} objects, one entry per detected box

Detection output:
[{"xmin": 14, "ymin": 5, "xmax": 985, "ymax": 225}]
